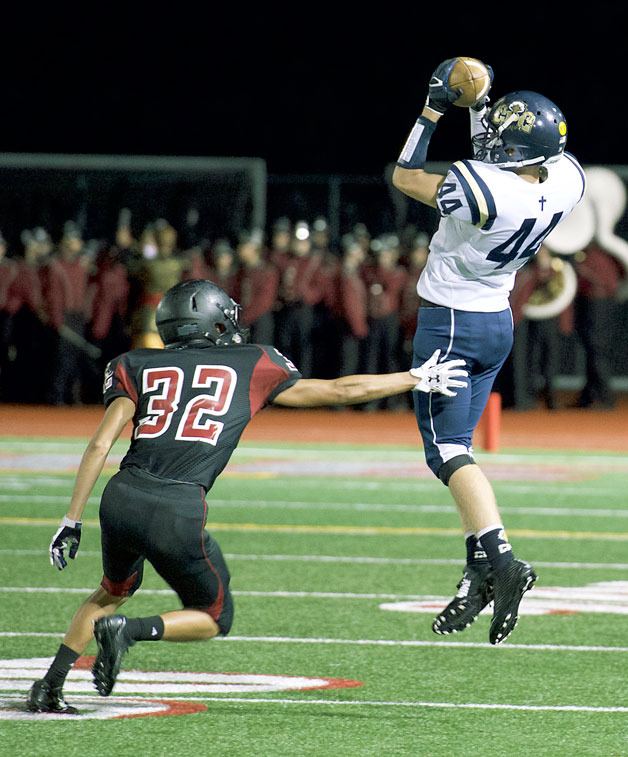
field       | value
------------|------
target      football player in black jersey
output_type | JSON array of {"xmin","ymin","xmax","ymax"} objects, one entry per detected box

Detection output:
[{"xmin": 27, "ymin": 280, "xmax": 467, "ymax": 714}]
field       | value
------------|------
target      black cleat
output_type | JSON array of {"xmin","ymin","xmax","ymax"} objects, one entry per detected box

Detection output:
[
  {"xmin": 26, "ymin": 679, "xmax": 79, "ymax": 715},
  {"xmin": 92, "ymin": 615, "xmax": 135, "ymax": 697},
  {"xmin": 489, "ymin": 559, "xmax": 537, "ymax": 645},
  {"xmin": 432, "ymin": 563, "xmax": 494, "ymax": 635}
]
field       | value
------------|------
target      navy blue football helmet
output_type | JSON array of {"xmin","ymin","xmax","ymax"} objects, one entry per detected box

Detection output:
[
  {"xmin": 472, "ymin": 91, "xmax": 567, "ymax": 168},
  {"xmin": 156, "ymin": 280, "xmax": 249, "ymax": 348}
]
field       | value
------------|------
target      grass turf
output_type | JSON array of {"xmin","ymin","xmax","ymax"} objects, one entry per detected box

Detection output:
[{"xmin": 0, "ymin": 439, "xmax": 627, "ymax": 756}]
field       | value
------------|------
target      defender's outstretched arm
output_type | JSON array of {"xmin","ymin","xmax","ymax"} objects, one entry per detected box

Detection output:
[{"xmin": 273, "ymin": 351, "xmax": 467, "ymax": 407}]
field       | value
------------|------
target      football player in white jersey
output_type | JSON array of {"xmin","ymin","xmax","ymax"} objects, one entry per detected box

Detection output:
[{"xmin": 393, "ymin": 59, "xmax": 585, "ymax": 644}]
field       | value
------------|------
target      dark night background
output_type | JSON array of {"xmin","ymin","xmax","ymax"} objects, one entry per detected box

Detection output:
[
  {"xmin": 0, "ymin": 6, "xmax": 625, "ymax": 174},
  {"xmin": 1, "ymin": 7, "xmax": 628, "ymax": 385}
]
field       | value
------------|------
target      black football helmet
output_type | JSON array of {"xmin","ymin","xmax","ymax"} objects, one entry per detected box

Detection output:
[
  {"xmin": 156, "ymin": 280, "xmax": 249, "ymax": 348},
  {"xmin": 472, "ymin": 91, "xmax": 567, "ymax": 168}
]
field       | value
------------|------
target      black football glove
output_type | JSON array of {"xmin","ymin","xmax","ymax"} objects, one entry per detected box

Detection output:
[
  {"xmin": 49, "ymin": 516, "xmax": 82, "ymax": 570},
  {"xmin": 425, "ymin": 58, "xmax": 461, "ymax": 115}
]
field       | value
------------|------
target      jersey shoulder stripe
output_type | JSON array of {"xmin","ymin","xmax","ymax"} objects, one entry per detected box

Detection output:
[
  {"xmin": 450, "ymin": 163, "xmax": 480, "ymax": 225},
  {"xmin": 249, "ymin": 345, "xmax": 302, "ymax": 415},
  {"xmin": 115, "ymin": 358, "xmax": 138, "ymax": 404},
  {"xmin": 459, "ymin": 160, "xmax": 497, "ymax": 230},
  {"xmin": 451, "ymin": 160, "xmax": 497, "ymax": 230},
  {"xmin": 564, "ymin": 152, "xmax": 586, "ymax": 201}
]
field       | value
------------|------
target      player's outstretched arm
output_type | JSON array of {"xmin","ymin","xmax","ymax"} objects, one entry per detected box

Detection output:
[
  {"xmin": 273, "ymin": 350, "xmax": 467, "ymax": 408},
  {"xmin": 392, "ymin": 117, "xmax": 444, "ymax": 207},
  {"xmin": 392, "ymin": 59, "xmax": 463, "ymax": 207},
  {"xmin": 49, "ymin": 397, "xmax": 135, "ymax": 570}
]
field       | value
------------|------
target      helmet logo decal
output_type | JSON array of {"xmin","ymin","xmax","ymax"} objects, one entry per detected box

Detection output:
[
  {"xmin": 492, "ymin": 100, "xmax": 536, "ymax": 134},
  {"xmin": 517, "ymin": 111, "xmax": 536, "ymax": 134},
  {"xmin": 493, "ymin": 99, "xmax": 526, "ymax": 120},
  {"xmin": 558, "ymin": 121, "xmax": 567, "ymax": 136}
]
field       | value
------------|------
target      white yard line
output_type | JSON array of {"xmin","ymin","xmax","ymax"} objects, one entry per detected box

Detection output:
[
  {"xmin": 0, "ymin": 586, "xmax": 440, "ymax": 601},
  {"xmin": 0, "ymin": 633, "xmax": 62, "ymax": 638},
  {"xmin": 1, "ymin": 494, "xmax": 627, "ymax": 518},
  {"xmin": 6, "ymin": 441, "xmax": 625, "ymax": 465},
  {"xmin": 2, "ymin": 517, "xmax": 626, "ymax": 540},
  {"xmin": 0, "ymin": 495, "xmax": 100, "ymax": 504},
  {"xmin": 0, "ymin": 690, "xmax": 624, "ymax": 713},
  {"xmin": 222, "ymin": 636, "xmax": 628, "ymax": 654},
  {"xmin": 233, "ymin": 448, "xmax": 628, "ymax": 466},
  {"xmin": 0, "ymin": 477, "xmax": 73, "ymax": 489},
  {"xmin": 5, "ymin": 480, "xmax": 628, "ymax": 497},
  {"xmin": 1, "ymin": 549, "xmax": 628, "ymax": 571},
  {"xmin": 225, "ymin": 554, "xmax": 628, "ymax": 571},
  {"xmin": 208, "ymin": 501, "xmax": 628, "ymax": 518},
  {"xmin": 109, "ymin": 694, "xmax": 628, "ymax": 714},
  {"xmin": 0, "ymin": 549, "xmax": 103, "ymax": 557},
  {"xmin": 295, "ymin": 480, "xmax": 628, "ymax": 496},
  {"xmin": 2, "ymin": 630, "xmax": 628, "ymax": 654}
]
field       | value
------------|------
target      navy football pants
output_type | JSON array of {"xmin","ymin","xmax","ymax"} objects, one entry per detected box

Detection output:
[{"xmin": 412, "ymin": 306, "xmax": 513, "ymax": 479}]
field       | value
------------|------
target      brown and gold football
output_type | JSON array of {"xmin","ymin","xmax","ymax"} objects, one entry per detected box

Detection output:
[{"xmin": 448, "ymin": 57, "xmax": 491, "ymax": 107}]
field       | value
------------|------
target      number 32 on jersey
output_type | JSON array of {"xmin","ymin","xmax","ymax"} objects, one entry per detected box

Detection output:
[{"xmin": 135, "ymin": 365, "xmax": 237, "ymax": 446}]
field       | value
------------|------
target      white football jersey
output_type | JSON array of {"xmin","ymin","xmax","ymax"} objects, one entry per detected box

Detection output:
[{"xmin": 418, "ymin": 153, "xmax": 586, "ymax": 312}]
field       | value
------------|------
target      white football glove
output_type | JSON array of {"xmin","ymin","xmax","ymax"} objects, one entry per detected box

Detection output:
[
  {"xmin": 411, "ymin": 349, "xmax": 468, "ymax": 397},
  {"xmin": 49, "ymin": 516, "xmax": 82, "ymax": 570}
]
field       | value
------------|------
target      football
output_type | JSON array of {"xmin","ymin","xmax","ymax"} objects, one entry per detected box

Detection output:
[{"xmin": 448, "ymin": 57, "xmax": 491, "ymax": 107}]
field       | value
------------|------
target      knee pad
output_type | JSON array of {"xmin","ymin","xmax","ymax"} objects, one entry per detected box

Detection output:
[{"xmin": 438, "ymin": 454, "xmax": 475, "ymax": 486}]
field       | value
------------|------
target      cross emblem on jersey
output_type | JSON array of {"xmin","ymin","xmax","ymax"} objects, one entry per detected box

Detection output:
[{"xmin": 539, "ymin": 196, "xmax": 547, "ymax": 211}]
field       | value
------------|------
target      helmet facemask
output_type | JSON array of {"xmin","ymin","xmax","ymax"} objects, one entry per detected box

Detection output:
[
  {"xmin": 211, "ymin": 301, "xmax": 250, "ymax": 347},
  {"xmin": 472, "ymin": 119, "xmax": 548, "ymax": 168}
]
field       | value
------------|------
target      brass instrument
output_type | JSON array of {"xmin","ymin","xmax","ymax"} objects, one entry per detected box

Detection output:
[
  {"xmin": 583, "ymin": 167, "xmax": 628, "ymax": 301},
  {"xmin": 522, "ymin": 256, "xmax": 578, "ymax": 321}
]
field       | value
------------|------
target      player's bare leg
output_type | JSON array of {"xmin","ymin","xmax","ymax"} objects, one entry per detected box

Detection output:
[
  {"xmin": 27, "ymin": 587, "xmax": 127, "ymax": 714},
  {"xmin": 63, "ymin": 586, "xmax": 129, "ymax": 652},
  {"xmin": 92, "ymin": 609, "xmax": 220, "ymax": 696},
  {"xmin": 432, "ymin": 466, "xmax": 495, "ymax": 635},
  {"xmin": 435, "ymin": 463, "xmax": 536, "ymax": 643},
  {"xmin": 161, "ymin": 609, "xmax": 220, "ymax": 640},
  {"xmin": 448, "ymin": 464, "xmax": 501, "ymax": 532}
]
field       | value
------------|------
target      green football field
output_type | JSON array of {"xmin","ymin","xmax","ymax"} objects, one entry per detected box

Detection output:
[{"xmin": 0, "ymin": 436, "xmax": 627, "ymax": 756}]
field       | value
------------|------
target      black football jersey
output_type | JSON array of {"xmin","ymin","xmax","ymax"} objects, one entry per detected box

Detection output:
[{"xmin": 103, "ymin": 344, "xmax": 301, "ymax": 490}]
